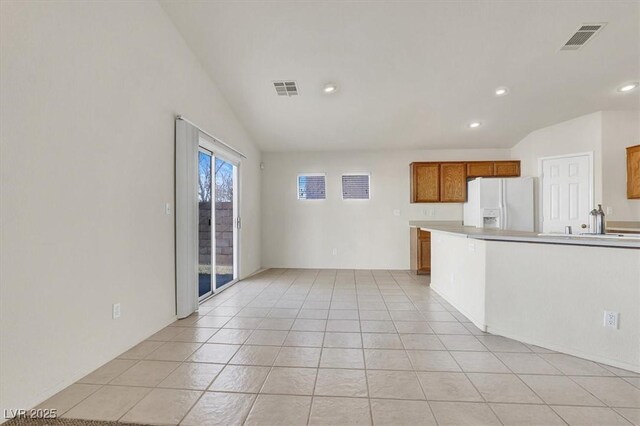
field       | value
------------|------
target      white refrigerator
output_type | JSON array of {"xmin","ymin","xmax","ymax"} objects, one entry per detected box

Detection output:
[{"xmin": 463, "ymin": 177, "xmax": 534, "ymax": 231}]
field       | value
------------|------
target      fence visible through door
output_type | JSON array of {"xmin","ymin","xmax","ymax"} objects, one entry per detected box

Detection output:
[{"xmin": 198, "ymin": 146, "xmax": 239, "ymax": 301}]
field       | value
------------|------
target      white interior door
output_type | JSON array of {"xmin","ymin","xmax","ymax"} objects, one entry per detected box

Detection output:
[{"xmin": 541, "ymin": 153, "xmax": 593, "ymax": 233}]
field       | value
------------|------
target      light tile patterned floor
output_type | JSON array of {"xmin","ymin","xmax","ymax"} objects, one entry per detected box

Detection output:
[{"xmin": 39, "ymin": 269, "xmax": 640, "ymax": 425}]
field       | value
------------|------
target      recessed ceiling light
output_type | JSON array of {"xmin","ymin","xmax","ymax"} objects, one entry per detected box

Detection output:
[
  {"xmin": 494, "ymin": 87, "xmax": 509, "ymax": 96},
  {"xmin": 618, "ymin": 82, "xmax": 639, "ymax": 92},
  {"xmin": 468, "ymin": 121, "xmax": 482, "ymax": 129},
  {"xmin": 323, "ymin": 83, "xmax": 338, "ymax": 94}
]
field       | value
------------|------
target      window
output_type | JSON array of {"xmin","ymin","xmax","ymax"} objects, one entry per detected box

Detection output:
[
  {"xmin": 342, "ymin": 173, "xmax": 370, "ymax": 200},
  {"xmin": 297, "ymin": 173, "xmax": 326, "ymax": 200}
]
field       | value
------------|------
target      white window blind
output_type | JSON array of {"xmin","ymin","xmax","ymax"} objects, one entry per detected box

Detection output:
[
  {"xmin": 342, "ymin": 173, "xmax": 370, "ymax": 199},
  {"xmin": 298, "ymin": 174, "xmax": 326, "ymax": 200}
]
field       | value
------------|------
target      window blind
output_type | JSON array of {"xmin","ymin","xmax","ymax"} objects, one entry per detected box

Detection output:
[
  {"xmin": 342, "ymin": 174, "xmax": 370, "ymax": 199},
  {"xmin": 298, "ymin": 174, "xmax": 326, "ymax": 199}
]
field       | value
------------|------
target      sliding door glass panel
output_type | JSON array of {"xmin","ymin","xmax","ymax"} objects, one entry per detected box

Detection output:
[
  {"xmin": 214, "ymin": 158, "xmax": 235, "ymax": 289},
  {"xmin": 198, "ymin": 151, "xmax": 213, "ymax": 299}
]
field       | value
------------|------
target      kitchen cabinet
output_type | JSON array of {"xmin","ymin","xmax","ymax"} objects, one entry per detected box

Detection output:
[
  {"xmin": 466, "ymin": 161, "xmax": 521, "ymax": 178},
  {"xmin": 494, "ymin": 161, "xmax": 521, "ymax": 177},
  {"xmin": 411, "ymin": 160, "xmax": 520, "ymax": 202},
  {"xmin": 410, "ymin": 228, "xmax": 431, "ymax": 274},
  {"xmin": 410, "ymin": 163, "xmax": 440, "ymax": 202},
  {"xmin": 466, "ymin": 162, "xmax": 495, "ymax": 177},
  {"xmin": 440, "ymin": 163, "xmax": 467, "ymax": 202},
  {"xmin": 628, "ymin": 145, "xmax": 640, "ymax": 199}
]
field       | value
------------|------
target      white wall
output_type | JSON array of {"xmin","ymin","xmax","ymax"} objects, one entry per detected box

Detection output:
[
  {"xmin": 601, "ymin": 110, "xmax": 640, "ymax": 221},
  {"xmin": 261, "ymin": 148, "xmax": 510, "ymax": 269},
  {"xmin": 511, "ymin": 110, "xmax": 640, "ymax": 228},
  {"xmin": 430, "ymin": 233, "xmax": 486, "ymax": 329},
  {"xmin": 510, "ymin": 112, "xmax": 603, "ymax": 230},
  {"xmin": 0, "ymin": 1, "xmax": 261, "ymax": 414},
  {"xmin": 429, "ymin": 231, "xmax": 640, "ymax": 372},
  {"xmin": 485, "ymin": 241, "xmax": 640, "ymax": 372}
]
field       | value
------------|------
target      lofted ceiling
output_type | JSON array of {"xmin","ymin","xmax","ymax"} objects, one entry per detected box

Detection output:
[{"xmin": 160, "ymin": 1, "xmax": 640, "ymax": 152}]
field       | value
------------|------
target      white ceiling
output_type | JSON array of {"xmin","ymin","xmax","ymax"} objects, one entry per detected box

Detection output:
[{"xmin": 160, "ymin": 1, "xmax": 639, "ymax": 152}]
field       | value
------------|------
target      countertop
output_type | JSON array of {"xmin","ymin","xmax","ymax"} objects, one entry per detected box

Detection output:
[
  {"xmin": 409, "ymin": 221, "xmax": 640, "ymax": 249},
  {"xmin": 607, "ymin": 221, "xmax": 640, "ymax": 233}
]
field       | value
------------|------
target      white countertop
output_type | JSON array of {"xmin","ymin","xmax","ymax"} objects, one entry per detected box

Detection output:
[{"xmin": 409, "ymin": 221, "xmax": 640, "ymax": 249}]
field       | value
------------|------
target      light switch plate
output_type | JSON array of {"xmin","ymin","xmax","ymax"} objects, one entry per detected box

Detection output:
[{"xmin": 112, "ymin": 303, "xmax": 121, "ymax": 319}]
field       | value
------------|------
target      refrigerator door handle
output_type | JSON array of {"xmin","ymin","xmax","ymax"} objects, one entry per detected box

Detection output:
[
  {"xmin": 497, "ymin": 180, "xmax": 502, "ymax": 229},
  {"xmin": 503, "ymin": 180, "xmax": 508, "ymax": 230}
]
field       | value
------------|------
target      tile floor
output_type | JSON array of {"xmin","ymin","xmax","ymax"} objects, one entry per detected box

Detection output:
[{"xmin": 38, "ymin": 269, "xmax": 640, "ymax": 425}]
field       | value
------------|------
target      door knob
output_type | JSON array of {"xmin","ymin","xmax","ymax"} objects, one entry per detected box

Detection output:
[{"xmin": 581, "ymin": 224, "xmax": 587, "ymax": 228}]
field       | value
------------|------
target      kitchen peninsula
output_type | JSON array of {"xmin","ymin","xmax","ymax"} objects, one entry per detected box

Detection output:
[{"xmin": 410, "ymin": 221, "xmax": 640, "ymax": 373}]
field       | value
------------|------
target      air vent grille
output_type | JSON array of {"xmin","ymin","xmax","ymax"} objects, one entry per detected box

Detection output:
[
  {"xmin": 578, "ymin": 25, "xmax": 602, "ymax": 31},
  {"xmin": 561, "ymin": 23, "xmax": 606, "ymax": 51},
  {"xmin": 274, "ymin": 81, "xmax": 298, "ymax": 96}
]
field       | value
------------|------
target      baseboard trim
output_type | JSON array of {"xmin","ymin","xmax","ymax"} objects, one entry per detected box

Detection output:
[
  {"xmin": 16, "ymin": 314, "xmax": 177, "ymax": 418},
  {"xmin": 430, "ymin": 282, "xmax": 639, "ymax": 373},
  {"xmin": 486, "ymin": 325, "xmax": 640, "ymax": 374},
  {"xmin": 430, "ymin": 282, "xmax": 487, "ymax": 332}
]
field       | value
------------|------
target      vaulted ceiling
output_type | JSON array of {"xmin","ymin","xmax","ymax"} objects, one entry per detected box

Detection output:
[{"xmin": 161, "ymin": 1, "xmax": 639, "ymax": 152}]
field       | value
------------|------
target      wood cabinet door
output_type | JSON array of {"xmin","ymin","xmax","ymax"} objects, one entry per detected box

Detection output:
[
  {"xmin": 628, "ymin": 145, "xmax": 640, "ymax": 199},
  {"xmin": 467, "ymin": 162, "xmax": 495, "ymax": 177},
  {"xmin": 409, "ymin": 228, "xmax": 418, "ymax": 272},
  {"xmin": 417, "ymin": 230, "xmax": 431, "ymax": 274},
  {"xmin": 494, "ymin": 161, "xmax": 521, "ymax": 177},
  {"xmin": 440, "ymin": 163, "xmax": 467, "ymax": 202},
  {"xmin": 411, "ymin": 163, "xmax": 440, "ymax": 202}
]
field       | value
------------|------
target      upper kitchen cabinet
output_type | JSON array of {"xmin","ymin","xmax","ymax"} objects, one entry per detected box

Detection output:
[
  {"xmin": 466, "ymin": 162, "xmax": 495, "ymax": 177},
  {"xmin": 627, "ymin": 145, "xmax": 640, "ymax": 199},
  {"xmin": 494, "ymin": 161, "xmax": 521, "ymax": 177},
  {"xmin": 411, "ymin": 163, "xmax": 440, "ymax": 202},
  {"xmin": 411, "ymin": 160, "xmax": 521, "ymax": 202},
  {"xmin": 466, "ymin": 161, "xmax": 521, "ymax": 177},
  {"xmin": 440, "ymin": 163, "xmax": 467, "ymax": 202}
]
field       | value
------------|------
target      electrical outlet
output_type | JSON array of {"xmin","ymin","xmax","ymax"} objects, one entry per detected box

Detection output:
[
  {"xmin": 606, "ymin": 206, "xmax": 613, "ymax": 215},
  {"xmin": 332, "ymin": 248, "xmax": 338, "ymax": 256},
  {"xmin": 112, "ymin": 303, "xmax": 121, "ymax": 319},
  {"xmin": 603, "ymin": 311, "xmax": 619, "ymax": 329},
  {"xmin": 468, "ymin": 242, "xmax": 475, "ymax": 252},
  {"xmin": 422, "ymin": 207, "xmax": 435, "ymax": 217},
  {"xmin": 393, "ymin": 209, "xmax": 401, "ymax": 216},
  {"xmin": 165, "ymin": 202, "xmax": 171, "ymax": 215}
]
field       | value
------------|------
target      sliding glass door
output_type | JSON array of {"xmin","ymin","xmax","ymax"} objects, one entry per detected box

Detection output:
[
  {"xmin": 214, "ymin": 157, "xmax": 236, "ymax": 289},
  {"xmin": 198, "ymin": 150, "xmax": 214, "ymax": 300},
  {"xmin": 198, "ymin": 145, "xmax": 239, "ymax": 301}
]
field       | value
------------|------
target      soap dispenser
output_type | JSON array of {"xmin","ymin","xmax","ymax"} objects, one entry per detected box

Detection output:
[
  {"xmin": 589, "ymin": 208, "xmax": 598, "ymax": 233},
  {"xmin": 595, "ymin": 204, "xmax": 605, "ymax": 234}
]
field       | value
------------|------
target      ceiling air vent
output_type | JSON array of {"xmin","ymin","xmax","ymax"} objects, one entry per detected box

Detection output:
[
  {"xmin": 273, "ymin": 81, "xmax": 298, "ymax": 96},
  {"xmin": 560, "ymin": 23, "xmax": 606, "ymax": 51}
]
